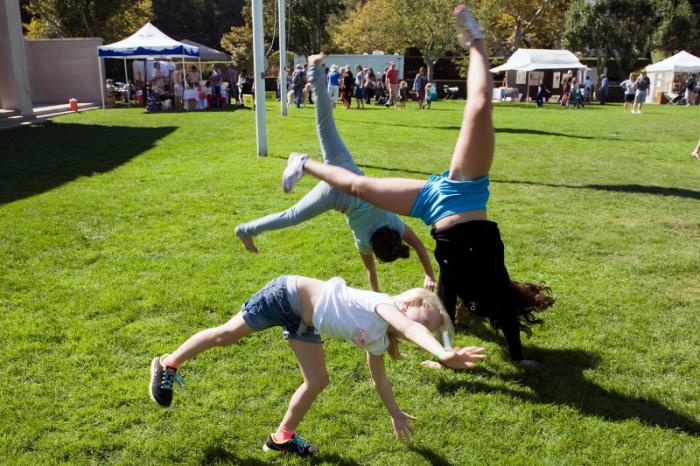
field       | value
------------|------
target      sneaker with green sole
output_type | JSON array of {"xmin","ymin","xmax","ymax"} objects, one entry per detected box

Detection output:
[{"xmin": 262, "ymin": 433, "xmax": 318, "ymax": 456}]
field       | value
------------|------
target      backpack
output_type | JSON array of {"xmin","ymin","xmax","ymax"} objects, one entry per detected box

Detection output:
[{"xmin": 293, "ymin": 71, "xmax": 302, "ymax": 86}]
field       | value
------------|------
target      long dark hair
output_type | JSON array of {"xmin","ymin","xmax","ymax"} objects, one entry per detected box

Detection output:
[
  {"xmin": 459, "ymin": 281, "xmax": 554, "ymax": 337},
  {"xmin": 370, "ymin": 227, "xmax": 410, "ymax": 263}
]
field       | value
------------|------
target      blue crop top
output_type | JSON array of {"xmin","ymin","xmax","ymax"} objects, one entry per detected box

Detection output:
[{"xmin": 409, "ymin": 172, "xmax": 490, "ymax": 226}]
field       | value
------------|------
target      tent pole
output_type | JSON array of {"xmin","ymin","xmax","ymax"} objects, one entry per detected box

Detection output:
[
  {"xmin": 99, "ymin": 55, "xmax": 105, "ymax": 111},
  {"xmin": 124, "ymin": 58, "xmax": 130, "ymax": 108},
  {"xmin": 526, "ymin": 71, "xmax": 530, "ymax": 102}
]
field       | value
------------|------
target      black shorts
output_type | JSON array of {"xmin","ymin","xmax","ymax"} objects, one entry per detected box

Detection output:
[
  {"xmin": 431, "ymin": 220, "xmax": 514, "ymax": 320},
  {"xmin": 624, "ymin": 94, "xmax": 635, "ymax": 103}
]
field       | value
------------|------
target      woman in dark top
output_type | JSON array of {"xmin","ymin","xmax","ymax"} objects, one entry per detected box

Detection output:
[{"xmin": 341, "ymin": 67, "xmax": 354, "ymax": 109}]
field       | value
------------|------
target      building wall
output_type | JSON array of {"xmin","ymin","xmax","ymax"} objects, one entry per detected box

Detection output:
[{"xmin": 25, "ymin": 38, "xmax": 104, "ymax": 104}]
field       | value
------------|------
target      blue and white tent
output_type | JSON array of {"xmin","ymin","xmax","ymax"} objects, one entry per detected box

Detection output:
[{"xmin": 97, "ymin": 23, "xmax": 200, "ymax": 109}]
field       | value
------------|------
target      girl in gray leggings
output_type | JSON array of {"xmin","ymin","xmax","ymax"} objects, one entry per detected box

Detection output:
[{"xmin": 235, "ymin": 63, "xmax": 435, "ymax": 293}]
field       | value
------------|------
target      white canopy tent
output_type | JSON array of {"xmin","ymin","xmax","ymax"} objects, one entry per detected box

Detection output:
[
  {"xmin": 645, "ymin": 51, "xmax": 700, "ymax": 103},
  {"xmin": 180, "ymin": 39, "xmax": 228, "ymax": 62},
  {"xmin": 490, "ymin": 49, "xmax": 588, "ymax": 101},
  {"xmin": 97, "ymin": 23, "xmax": 200, "ymax": 109},
  {"xmin": 490, "ymin": 49, "xmax": 588, "ymax": 73},
  {"xmin": 646, "ymin": 51, "xmax": 700, "ymax": 72}
]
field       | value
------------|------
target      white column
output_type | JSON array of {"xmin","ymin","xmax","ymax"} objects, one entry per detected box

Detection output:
[
  {"xmin": 252, "ymin": 0, "xmax": 268, "ymax": 157},
  {"xmin": 1, "ymin": 0, "xmax": 33, "ymax": 116}
]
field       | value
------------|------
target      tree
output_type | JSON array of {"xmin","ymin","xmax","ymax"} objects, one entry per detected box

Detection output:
[
  {"xmin": 331, "ymin": 0, "xmax": 398, "ymax": 54},
  {"xmin": 287, "ymin": 0, "xmax": 345, "ymax": 55},
  {"xmin": 470, "ymin": 0, "xmax": 572, "ymax": 58},
  {"xmin": 22, "ymin": 0, "xmax": 153, "ymax": 43},
  {"xmin": 150, "ymin": 0, "xmax": 246, "ymax": 49},
  {"xmin": 333, "ymin": 0, "xmax": 461, "ymax": 81},
  {"xmin": 563, "ymin": 0, "xmax": 694, "ymax": 77}
]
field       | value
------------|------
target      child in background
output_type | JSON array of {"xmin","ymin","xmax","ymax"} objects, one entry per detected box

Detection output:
[
  {"xmin": 149, "ymin": 275, "xmax": 486, "ymax": 456},
  {"xmin": 574, "ymin": 84, "xmax": 585, "ymax": 109},
  {"xmin": 398, "ymin": 80, "xmax": 410, "ymax": 110},
  {"xmin": 203, "ymin": 80, "xmax": 213, "ymax": 109},
  {"xmin": 424, "ymin": 83, "xmax": 435, "ymax": 109},
  {"xmin": 535, "ymin": 79, "xmax": 549, "ymax": 108}
]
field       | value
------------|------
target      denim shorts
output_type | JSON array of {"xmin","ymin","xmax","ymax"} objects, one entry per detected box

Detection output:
[{"xmin": 240, "ymin": 275, "xmax": 322, "ymax": 344}]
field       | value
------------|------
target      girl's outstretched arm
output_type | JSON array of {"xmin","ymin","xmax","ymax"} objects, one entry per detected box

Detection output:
[
  {"xmin": 366, "ymin": 352, "xmax": 417, "ymax": 440},
  {"xmin": 401, "ymin": 224, "xmax": 436, "ymax": 290},
  {"xmin": 360, "ymin": 252, "xmax": 380, "ymax": 292},
  {"xmin": 375, "ymin": 304, "xmax": 487, "ymax": 369}
]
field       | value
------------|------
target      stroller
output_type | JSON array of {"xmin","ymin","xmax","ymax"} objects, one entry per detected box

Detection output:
[
  {"xmin": 146, "ymin": 91, "xmax": 162, "ymax": 112},
  {"xmin": 374, "ymin": 86, "xmax": 389, "ymax": 106}
]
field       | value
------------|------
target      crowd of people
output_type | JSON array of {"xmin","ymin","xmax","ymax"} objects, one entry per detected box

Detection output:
[
  {"xmin": 278, "ymin": 60, "xmax": 438, "ymax": 110},
  {"xmin": 106, "ymin": 62, "xmax": 253, "ymax": 111}
]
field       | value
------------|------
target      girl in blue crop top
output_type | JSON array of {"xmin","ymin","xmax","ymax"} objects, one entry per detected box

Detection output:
[
  {"xmin": 282, "ymin": 6, "xmax": 554, "ymax": 367},
  {"xmin": 235, "ymin": 56, "xmax": 436, "ymax": 294}
]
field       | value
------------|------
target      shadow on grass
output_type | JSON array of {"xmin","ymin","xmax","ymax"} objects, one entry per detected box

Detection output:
[
  {"xmin": 0, "ymin": 120, "xmax": 177, "ymax": 205},
  {"xmin": 200, "ymin": 444, "xmax": 363, "ymax": 465},
  {"xmin": 497, "ymin": 179, "xmax": 700, "ymax": 201},
  {"xmin": 440, "ymin": 324, "xmax": 700, "ymax": 436},
  {"xmin": 409, "ymin": 444, "xmax": 454, "ymax": 466}
]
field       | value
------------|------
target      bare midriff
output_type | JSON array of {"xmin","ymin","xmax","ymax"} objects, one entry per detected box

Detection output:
[{"xmin": 434, "ymin": 210, "xmax": 487, "ymax": 229}]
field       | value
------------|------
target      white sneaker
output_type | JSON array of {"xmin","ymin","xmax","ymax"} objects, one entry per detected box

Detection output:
[
  {"xmin": 452, "ymin": 4, "xmax": 484, "ymax": 48},
  {"xmin": 282, "ymin": 152, "xmax": 308, "ymax": 193}
]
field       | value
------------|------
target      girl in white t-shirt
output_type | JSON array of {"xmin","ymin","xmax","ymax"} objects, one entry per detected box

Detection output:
[{"xmin": 149, "ymin": 275, "xmax": 485, "ymax": 457}]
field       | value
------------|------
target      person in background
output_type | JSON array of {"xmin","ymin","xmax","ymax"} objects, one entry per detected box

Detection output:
[
  {"xmin": 227, "ymin": 63, "xmax": 239, "ymax": 105},
  {"xmin": 209, "ymin": 65, "xmax": 223, "ymax": 109},
  {"xmin": 386, "ymin": 61, "xmax": 400, "ymax": 107},
  {"xmin": 398, "ymin": 80, "xmax": 410, "ymax": 110},
  {"xmin": 631, "ymin": 70, "xmax": 650, "ymax": 114},
  {"xmin": 584, "ymin": 75, "xmax": 593, "ymax": 103},
  {"xmin": 599, "ymin": 74, "xmax": 609, "ymax": 105},
  {"xmin": 535, "ymin": 79, "xmax": 550, "ymax": 108},
  {"xmin": 172, "ymin": 64, "xmax": 184, "ymax": 110},
  {"xmin": 187, "ymin": 65, "xmax": 201, "ymax": 89},
  {"xmin": 364, "ymin": 68, "xmax": 377, "ymax": 104},
  {"xmin": 620, "ymin": 73, "xmax": 637, "ymax": 113},
  {"xmin": 413, "ymin": 67, "xmax": 428, "ymax": 109},
  {"xmin": 327, "ymin": 64, "xmax": 341, "ymax": 109},
  {"xmin": 354, "ymin": 65, "xmax": 365, "ymax": 109}
]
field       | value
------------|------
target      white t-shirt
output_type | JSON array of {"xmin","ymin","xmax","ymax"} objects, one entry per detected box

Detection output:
[{"xmin": 313, "ymin": 277, "xmax": 396, "ymax": 355}]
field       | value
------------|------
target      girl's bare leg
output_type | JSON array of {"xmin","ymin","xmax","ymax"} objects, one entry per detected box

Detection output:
[
  {"xmin": 448, "ymin": 17, "xmax": 494, "ymax": 181},
  {"xmin": 277, "ymin": 339, "xmax": 329, "ymax": 431},
  {"xmin": 302, "ymin": 158, "xmax": 426, "ymax": 216},
  {"xmin": 168, "ymin": 312, "xmax": 254, "ymax": 364}
]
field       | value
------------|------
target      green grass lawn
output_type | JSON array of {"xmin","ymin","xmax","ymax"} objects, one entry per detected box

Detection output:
[{"xmin": 1, "ymin": 99, "xmax": 698, "ymax": 465}]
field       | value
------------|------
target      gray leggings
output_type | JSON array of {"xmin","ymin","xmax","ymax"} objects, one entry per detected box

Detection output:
[{"xmin": 237, "ymin": 65, "xmax": 364, "ymax": 237}]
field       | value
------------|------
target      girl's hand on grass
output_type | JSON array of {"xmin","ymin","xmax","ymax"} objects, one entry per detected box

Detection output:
[
  {"xmin": 440, "ymin": 346, "xmax": 487, "ymax": 369},
  {"xmin": 391, "ymin": 411, "xmax": 417, "ymax": 440},
  {"xmin": 423, "ymin": 275, "xmax": 436, "ymax": 291},
  {"xmin": 515, "ymin": 359, "xmax": 540, "ymax": 368}
]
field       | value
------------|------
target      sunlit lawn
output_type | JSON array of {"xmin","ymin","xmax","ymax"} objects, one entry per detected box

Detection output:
[{"xmin": 0, "ymin": 99, "xmax": 698, "ymax": 465}]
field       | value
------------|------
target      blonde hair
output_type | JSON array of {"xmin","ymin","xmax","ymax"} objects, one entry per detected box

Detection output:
[
  {"xmin": 385, "ymin": 289, "xmax": 455, "ymax": 361},
  {"xmin": 399, "ymin": 80, "xmax": 407, "ymax": 88}
]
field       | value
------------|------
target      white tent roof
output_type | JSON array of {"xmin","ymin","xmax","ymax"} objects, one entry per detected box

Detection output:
[
  {"xmin": 646, "ymin": 51, "xmax": 700, "ymax": 72},
  {"xmin": 180, "ymin": 39, "xmax": 228, "ymax": 61},
  {"xmin": 98, "ymin": 23, "xmax": 199, "ymax": 59},
  {"xmin": 490, "ymin": 49, "xmax": 587, "ymax": 73}
]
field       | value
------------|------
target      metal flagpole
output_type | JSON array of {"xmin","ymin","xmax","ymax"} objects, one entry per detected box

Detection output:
[
  {"xmin": 278, "ymin": 0, "xmax": 287, "ymax": 116},
  {"xmin": 252, "ymin": 0, "xmax": 268, "ymax": 157}
]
